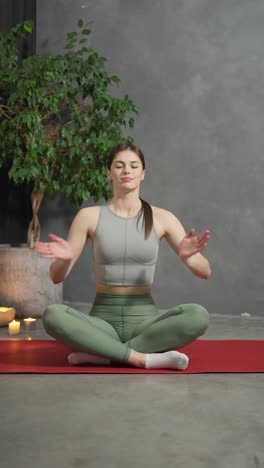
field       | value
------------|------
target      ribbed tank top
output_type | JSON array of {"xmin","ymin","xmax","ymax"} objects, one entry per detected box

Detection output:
[{"xmin": 91, "ymin": 203, "xmax": 160, "ymax": 286}]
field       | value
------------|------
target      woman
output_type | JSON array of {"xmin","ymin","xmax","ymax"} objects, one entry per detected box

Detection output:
[{"xmin": 34, "ymin": 142, "xmax": 211, "ymax": 370}]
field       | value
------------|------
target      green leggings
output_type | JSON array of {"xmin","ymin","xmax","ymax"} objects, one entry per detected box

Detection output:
[{"xmin": 42, "ymin": 293, "xmax": 209, "ymax": 362}]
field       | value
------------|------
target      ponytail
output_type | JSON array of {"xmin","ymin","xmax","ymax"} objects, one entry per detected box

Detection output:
[{"xmin": 137, "ymin": 197, "xmax": 153, "ymax": 240}]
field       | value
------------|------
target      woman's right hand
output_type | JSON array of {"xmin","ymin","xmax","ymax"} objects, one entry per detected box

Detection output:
[{"xmin": 34, "ymin": 233, "xmax": 73, "ymax": 261}]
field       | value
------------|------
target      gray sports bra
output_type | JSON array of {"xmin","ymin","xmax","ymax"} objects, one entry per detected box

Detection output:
[{"xmin": 91, "ymin": 203, "xmax": 160, "ymax": 286}]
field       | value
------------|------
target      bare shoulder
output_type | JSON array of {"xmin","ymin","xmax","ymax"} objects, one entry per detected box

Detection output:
[
  {"xmin": 151, "ymin": 205, "xmax": 179, "ymax": 225},
  {"xmin": 75, "ymin": 205, "xmax": 101, "ymax": 241},
  {"xmin": 151, "ymin": 205, "xmax": 184, "ymax": 239},
  {"xmin": 79, "ymin": 205, "xmax": 101, "ymax": 216},
  {"xmin": 151, "ymin": 205, "xmax": 172, "ymax": 240}
]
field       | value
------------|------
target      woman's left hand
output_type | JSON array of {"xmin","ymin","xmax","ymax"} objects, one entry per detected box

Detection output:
[{"xmin": 178, "ymin": 229, "xmax": 210, "ymax": 260}]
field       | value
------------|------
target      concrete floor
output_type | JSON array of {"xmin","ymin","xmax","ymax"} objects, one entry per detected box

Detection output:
[{"xmin": 0, "ymin": 307, "xmax": 263, "ymax": 468}]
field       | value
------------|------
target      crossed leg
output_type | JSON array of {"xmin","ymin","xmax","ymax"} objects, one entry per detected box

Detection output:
[
  {"xmin": 127, "ymin": 303, "xmax": 209, "ymax": 352},
  {"xmin": 125, "ymin": 303, "xmax": 209, "ymax": 369},
  {"xmin": 42, "ymin": 304, "xmax": 131, "ymax": 363},
  {"xmin": 42, "ymin": 303, "xmax": 209, "ymax": 369}
]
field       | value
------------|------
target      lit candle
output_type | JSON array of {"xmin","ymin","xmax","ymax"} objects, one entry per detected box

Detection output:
[
  {"xmin": 8, "ymin": 320, "xmax": 20, "ymax": 335},
  {"xmin": 23, "ymin": 317, "xmax": 37, "ymax": 331},
  {"xmin": 0, "ymin": 307, "xmax": 15, "ymax": 326}
]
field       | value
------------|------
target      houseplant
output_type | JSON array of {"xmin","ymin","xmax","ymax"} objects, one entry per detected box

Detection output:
[{"xmin": 0, "ymin": 19, "xmax": 139, "ymax": 317}]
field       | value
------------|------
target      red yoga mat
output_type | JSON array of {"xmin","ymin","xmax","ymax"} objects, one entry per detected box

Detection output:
[{"xmin": 0, "ymin": 339, "xmax": 263, "ymax": 373}]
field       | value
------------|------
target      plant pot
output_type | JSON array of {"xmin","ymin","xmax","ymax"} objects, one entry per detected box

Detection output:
[{"xmin": 0, "ymin": 246, "xmax": 63, "ymax": 318}]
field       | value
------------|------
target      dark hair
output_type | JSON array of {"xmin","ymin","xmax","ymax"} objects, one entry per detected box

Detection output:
[{"xmin": 107, "ymin": 142, "xmax": 153, "ymax": 240}]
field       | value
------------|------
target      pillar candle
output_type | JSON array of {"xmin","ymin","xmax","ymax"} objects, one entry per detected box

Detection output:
[{"xmin": 8, "ymin": 320, "xmax": 20, "ymax": 335}]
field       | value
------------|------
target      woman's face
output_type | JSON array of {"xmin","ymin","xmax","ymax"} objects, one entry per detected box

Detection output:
[{"xmin": 107, "ymin": 149, "xmax": 145, "ymax": 190}]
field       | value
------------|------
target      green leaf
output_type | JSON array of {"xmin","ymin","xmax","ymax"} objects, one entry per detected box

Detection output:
[
  {"xmin": 67, "ymin": 32, "xmax": 78, "ymax": 39},
  {"xmin": 111, "ymin": 75, "xmax": 120, "ymax": 84},
  {"xmin": 129, "ymin": 118, "xmax": 135, "ymax": 128},
  {"xmin": 82, "ymin": 29, "xmax": 91, "ymax": 35},
  {"xmin": 78, "ymin": 19, "xmax": 84, "ymax": 27},
  {"xmin": 81, "ymin": 47, "xmax": 93, "ymax": 54},
  {"xmin": 23, "ymin": 21, "xmax": 33, "ymax": 33}
]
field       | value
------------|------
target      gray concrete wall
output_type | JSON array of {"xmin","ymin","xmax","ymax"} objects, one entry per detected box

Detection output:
[{"xmin": 36, "ymin": 0, "xmax": 264, "ymax": 316}]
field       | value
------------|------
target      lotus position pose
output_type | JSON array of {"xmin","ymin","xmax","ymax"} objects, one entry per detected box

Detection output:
[{"xmin": 34, "ymin": 143, "xmax": 211, "ymax": 370}]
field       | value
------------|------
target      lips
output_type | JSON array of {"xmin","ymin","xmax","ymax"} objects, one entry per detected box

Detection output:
[{"xmin": 121, "ymin": 178, "xmax": 133, "ymax": 181}]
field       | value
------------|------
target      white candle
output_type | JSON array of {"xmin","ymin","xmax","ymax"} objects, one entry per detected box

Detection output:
[
  {"xmin": 8, "ymin": 320, "xmax": 20, "ymax": 335},
  {"xmin": 23, "ymin": 317, "xmax": 37, "ymax": 331}
]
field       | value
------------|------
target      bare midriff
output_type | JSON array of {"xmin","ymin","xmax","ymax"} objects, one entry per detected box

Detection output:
[{"xmin": 95, "ymin": 283, "xmax": 152, "ymax": 295}]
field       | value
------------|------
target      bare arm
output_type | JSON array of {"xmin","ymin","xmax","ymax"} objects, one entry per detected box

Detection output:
[
  {"xmin": 34, "ymin": 208, "xmax": 91, "ymax": 284},
  {"xmin": 162, "ymin": 210, "xmax": 212, "ymax": 279}
]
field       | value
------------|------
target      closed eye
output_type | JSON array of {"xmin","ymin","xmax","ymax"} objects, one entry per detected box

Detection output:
[{"xmin": 116, "ymin": 166, "xmax": 139, "ymax": 169}]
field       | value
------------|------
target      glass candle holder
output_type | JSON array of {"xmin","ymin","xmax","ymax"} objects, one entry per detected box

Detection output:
[{"xmin": 23, "ymin": 317, "xmax": 37, "ymax": 332}]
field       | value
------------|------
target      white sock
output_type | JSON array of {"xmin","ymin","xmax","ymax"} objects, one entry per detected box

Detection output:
[
  {"xmin": 145, "ymin": 350, "xmax": 189, "ymax": 370},
  {"xmin": 68, "ymin": 352, "xmax": 111, "ymax": 366}
]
